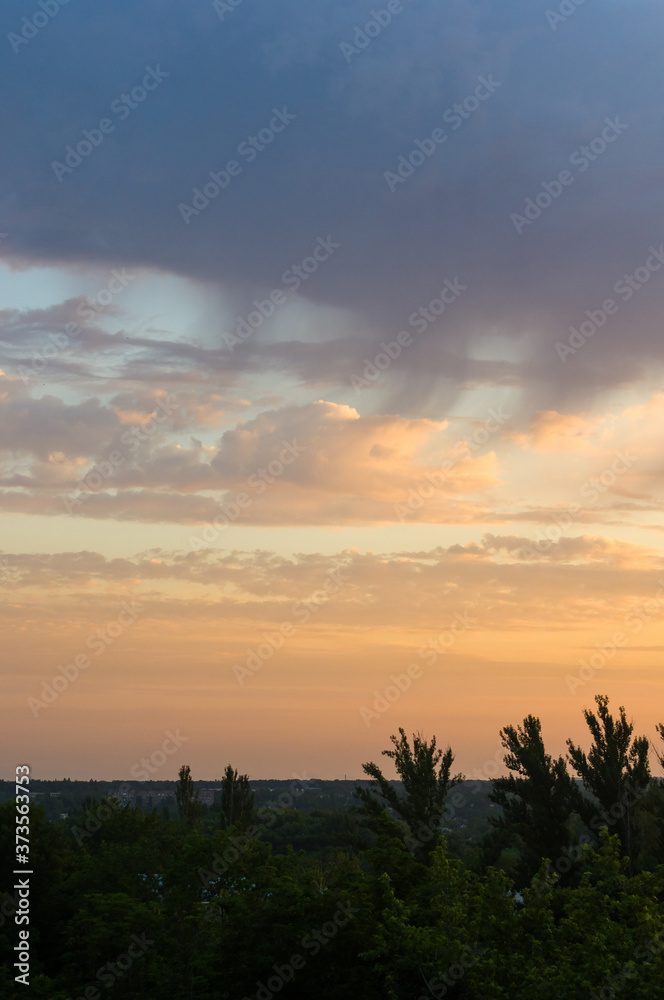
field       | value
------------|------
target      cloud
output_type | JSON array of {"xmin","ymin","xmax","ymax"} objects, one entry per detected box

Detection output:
[
  {"xmin": 0, "ymin": 393, "xmax": 504, "ymax": 524},
  {"xmin": 481, "ymin": 532, "xmax": 660, "ymax": 569},
  {"xmin": 527, "ymin": 410, "xmax": 606, "ymax": 452},
  {"xmin": 0, "ymin": 373, "xmax": 118, "ymax": 460},
  {"xmin": 2, "ymin": 0, "xmax": 664, "ymax": 411},
  {"xmin": 3, "ymin": 536, "xmax": 663, "ymax": 634},
  {"xmin": 211, "ymin": 401, "xmax": 449, "ymax": 493}
]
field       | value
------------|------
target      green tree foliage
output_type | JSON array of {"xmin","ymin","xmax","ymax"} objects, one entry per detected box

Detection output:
[
  {"xmin": 220, "ymin": 763, "xmax": 254, "ymax": 831},
  {"xmin": 2, "ymin": 709, "xmax": 663, "ymax": 998},
  {"xmin": 489, "ymin": 714, "xmax": 585, "ymax": 883},
  {"xmin": 356, "ymin": 727, "xmax": 463, "ymax": 861},
  {"xmin": 365, "ymin": 833, "xmax": 664, "ymax": 1000},
  {"xmin": 567, "ymin": 695, "xmax": 651, "ymax": 863}
]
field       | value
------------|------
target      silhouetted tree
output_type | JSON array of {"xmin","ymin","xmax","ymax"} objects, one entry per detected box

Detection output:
[
  {"xmin": 489, "ymin": 714, "xmax": 584, "ymax": 882},
  {"xmin": 220, "ymin": 764, "xmax": 254, "ymax": 831},
  {"xmin": 175, "ymin": 764, "xmax": 201, "ymax": 825},
  {"xmin": 567, "ymin": 694, "xmax": 650, "ymax": 864},
  {"xmin": 656, "ymin": 722, "xmax": 664, "ymax": 774},
  {"xmin": 356, "ymin": 727, "xmax": 463, "ymax": 861}
]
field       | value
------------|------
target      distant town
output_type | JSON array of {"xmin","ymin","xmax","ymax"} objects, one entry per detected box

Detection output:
[{"xmin": 0, "ymin": 775, "xmax": 495, "ymax": 837}]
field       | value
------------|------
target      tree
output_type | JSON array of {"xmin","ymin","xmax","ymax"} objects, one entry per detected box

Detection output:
[
  {"xmin": 656, "ymin": 722, "xmax": 664, "ymax": 775},
  {"xmin": 566, "ymin": 695, "xmax": 651, "ymax": 864},
  {"xmin": 356, "ymin": 728, "xmax": 463, "ymax": 861},
  {"xmin": 220, "ymin": 764, "xmax": 254, "ymax": 831},
  {"xmin": 175, "ymin": 764, "xmax": 201, "ymax": 825},
  {"xmin": 489, "ymin": 714, "xmax": 584, "ymax": 882}
]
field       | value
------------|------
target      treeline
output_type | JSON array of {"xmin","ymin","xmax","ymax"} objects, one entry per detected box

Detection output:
[
  {"xmin": 1, "ymin": 695, "xmax": 664, "ymax": 998},
  {"xmin": 0, "ymin": 777, "xmax": 423, "ymax": 821}
]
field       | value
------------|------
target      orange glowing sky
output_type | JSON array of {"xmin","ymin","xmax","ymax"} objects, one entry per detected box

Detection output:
[
  {"xmin": 3, "ymin": 1, "xmax": 664, "ymax": 779},
  {"xmin": 2, "ymin": 283, "xmax": 664, "ymax": 779}
]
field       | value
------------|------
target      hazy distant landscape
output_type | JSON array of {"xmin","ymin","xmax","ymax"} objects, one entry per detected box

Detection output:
[
  {"xmin": 0, "ymin": 775, "xmax": 496, "ymax": 851},
  {"xmin": 3, "ymin": 702, "xmax": 664, "ymax": 997}
]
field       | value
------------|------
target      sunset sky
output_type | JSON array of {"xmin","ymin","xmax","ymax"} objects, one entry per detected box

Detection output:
[{"xmin": 2, "ymin": 0, "xmax": 664, "ymax": 780}]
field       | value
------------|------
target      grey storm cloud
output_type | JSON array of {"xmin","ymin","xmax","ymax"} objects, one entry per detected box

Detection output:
[{"xmin": 2, "ymin": 0, "xmax": 664, "ymax": 408}]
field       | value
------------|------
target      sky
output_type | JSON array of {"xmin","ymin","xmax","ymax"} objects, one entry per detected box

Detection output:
[{"xmin": 2, "ymin": 0, "xmax": 664, "ymax": 781}]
